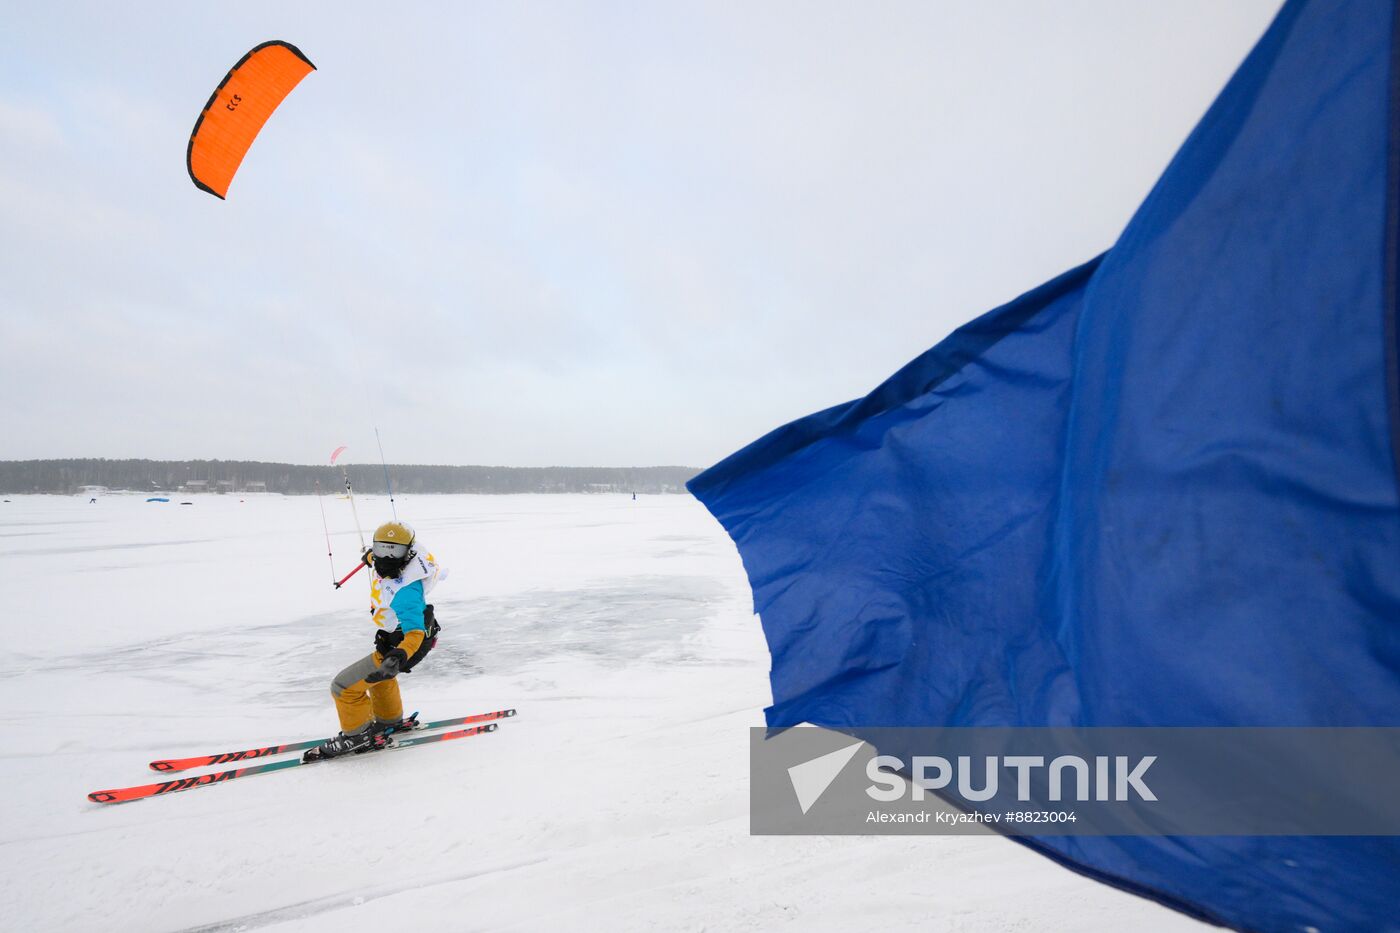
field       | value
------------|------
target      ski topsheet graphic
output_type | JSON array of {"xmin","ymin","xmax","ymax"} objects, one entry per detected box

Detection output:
[
  {"xmin": 88, "ymin": 709, "xmax": 516, "ymax": 805},
  {"xmin": 148, "ymin": 708, "xmax": 517, "ymax": 772}
]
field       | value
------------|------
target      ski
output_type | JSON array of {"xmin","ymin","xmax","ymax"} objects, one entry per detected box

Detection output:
[
  {"xmin": 89, "ymin": 723, "xmax": 498, "ymax": 805},
  {"xmin": 147, "ymin": 708, "xmax": 517, "ymax": 772}
]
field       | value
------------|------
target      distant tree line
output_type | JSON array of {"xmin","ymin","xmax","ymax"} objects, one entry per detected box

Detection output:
[{"xmin": 0, "ymin": 459, "xmax": 700, "ymax": 495}]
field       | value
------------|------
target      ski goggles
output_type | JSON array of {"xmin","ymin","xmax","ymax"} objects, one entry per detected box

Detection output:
[{"xmin": 371, "ymin": 540, "xmax": 410, "ymax": 560}]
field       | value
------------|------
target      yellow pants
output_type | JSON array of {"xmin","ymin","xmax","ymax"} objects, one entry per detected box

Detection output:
[{"xmin": 330, "ymin": 651, "xmax": 403, "ymax": 733}]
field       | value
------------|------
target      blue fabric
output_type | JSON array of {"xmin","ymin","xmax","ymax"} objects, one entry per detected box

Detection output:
[
  {"xmin": 389, "ymin": 580, "xmax": 426, "ymax": 633},
  {"xmin": 688, "ymin": 1, "xmax": 1400, "ymax": 930}
]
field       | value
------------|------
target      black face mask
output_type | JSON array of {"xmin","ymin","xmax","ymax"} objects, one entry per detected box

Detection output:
[{"xmin": 373, "ymin": 554, "xmax": 410, "ymax": 578}]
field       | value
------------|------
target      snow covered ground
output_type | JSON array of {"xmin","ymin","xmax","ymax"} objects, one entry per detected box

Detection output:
[{"xmin": 1, "ymin": 492, "xmax": 1209, "ymax": 932}]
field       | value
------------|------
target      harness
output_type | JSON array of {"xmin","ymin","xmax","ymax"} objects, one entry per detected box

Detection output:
[{"xmin": 373, "ymin": 604, "xmax": 442, "ymax": 671}]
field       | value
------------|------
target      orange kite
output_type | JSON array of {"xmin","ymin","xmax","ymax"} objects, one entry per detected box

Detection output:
[{"xmin": 186, "ymin": 41, "xmax": 315, "ymax": 199}]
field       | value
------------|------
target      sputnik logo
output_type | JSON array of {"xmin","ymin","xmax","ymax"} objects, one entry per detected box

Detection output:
[{"xmin": 787, "ymin": 741, "xmax": 865, "ymax": 814}]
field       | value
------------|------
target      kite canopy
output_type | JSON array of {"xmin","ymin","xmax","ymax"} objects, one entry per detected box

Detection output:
[
  {"xmin": 329, "ymin": 445, "xmax": 347, "ymax": 465},
  {"xmin": 186, "ymin": 41, "xmax": 315, "ymax": 199}
]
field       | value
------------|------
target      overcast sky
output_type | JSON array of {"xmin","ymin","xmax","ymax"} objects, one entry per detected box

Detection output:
[{"xmin": 1, "ymin": 1, "xmax": 1283, "ymax": 468}]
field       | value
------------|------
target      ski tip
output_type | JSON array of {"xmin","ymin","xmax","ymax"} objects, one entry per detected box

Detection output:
[
  {"xmin": 88, "ymin": 791, "xmax": 119, "ymax": 804},
  {"xmin": 149, "ymin": 761, "xmax": 176, "ymax": 772},
  {"xmin": 484, "ymin": 723, "xmax": 498, "ymax": 732},
  {"xmin": 502, "ymin": 708, "xmax": 517, "ymax": 717}
]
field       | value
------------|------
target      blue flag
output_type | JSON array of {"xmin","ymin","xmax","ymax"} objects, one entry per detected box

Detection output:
[{"xmin": 689, "ymin": 0, "xmax": 1400, "ymax": 930}]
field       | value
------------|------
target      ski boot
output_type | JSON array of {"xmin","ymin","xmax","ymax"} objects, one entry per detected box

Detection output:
[{"xmin": 303, "ymin": 728, "xmax": 389, "ymax": 763}]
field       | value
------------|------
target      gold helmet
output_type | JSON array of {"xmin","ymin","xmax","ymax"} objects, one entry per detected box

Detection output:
[
  {"xmin": 373, "ymin": 520, "xmax": 415, "ymax": 548},
  {"xmin": 370, "ymin": 520, "xmax": 416, "ymax": 566}
]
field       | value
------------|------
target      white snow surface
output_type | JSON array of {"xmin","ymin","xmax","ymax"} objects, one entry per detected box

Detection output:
[{"xmin": 0, "ymin": 493, "xmax": 1209, "ymax": 932}]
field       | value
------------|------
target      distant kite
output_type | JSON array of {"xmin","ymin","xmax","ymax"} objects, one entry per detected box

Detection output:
[
  {"xmin": 186, "ymin": 41, "xmax": 315, "ymax": 199},
  {"xmin": 330, "ymin": 445, "xmax": 348, "ymax": 465}
]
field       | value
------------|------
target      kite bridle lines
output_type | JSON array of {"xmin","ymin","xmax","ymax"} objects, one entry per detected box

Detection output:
[
  {"xmin": 341, "ymin": 461, "xmax": 366, "ymax": 552},
  {"xmin": 375, "ymin": 425, "xmax": 397, "ymax": 521},
  {"xmin": 324, "ymin": 445, "xmax": 368, "ymax": 589},
  {"xmin": 323, "ymin": 432, "xmax": 397, "ymax": 589},
  {"xmin": 314, "ymin": 479, "xmax": 336, "ymax": 587}
]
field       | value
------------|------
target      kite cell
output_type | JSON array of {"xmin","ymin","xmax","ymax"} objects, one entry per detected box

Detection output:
[{"xmin": 186, "ymin": 41, "xmax": 315, "ymax": 199}]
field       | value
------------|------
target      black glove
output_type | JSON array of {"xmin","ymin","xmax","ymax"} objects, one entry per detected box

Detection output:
[
  {"xmin": 361, "ymin": 547, "xmax": 375, "ymax": 568},
  {"xmin": 365, "ymin": 650, "xmax": 406, "ymax": 684},
  {"xmin": 374, "ymin": 628, "xmax": 404, "ymax": 655}
]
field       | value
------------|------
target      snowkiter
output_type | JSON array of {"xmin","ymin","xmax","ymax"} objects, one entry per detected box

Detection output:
[{"xmin": 310, "ymin": 520, "xmax": 444, "ymax": 760}]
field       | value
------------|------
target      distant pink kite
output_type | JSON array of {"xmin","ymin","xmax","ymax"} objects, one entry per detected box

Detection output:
[{"xmin": 329, "ymin": 445, "xmax": 347, "ymax": 465}]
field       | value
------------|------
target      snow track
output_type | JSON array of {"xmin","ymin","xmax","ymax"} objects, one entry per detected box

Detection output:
[
  {"xmin": 181, "ymin": 857, "xmax": 549, "ymax": 932},
  {"xmin": 1, "ymin": 494, "xmax": 1207, "ymax": 931}
]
